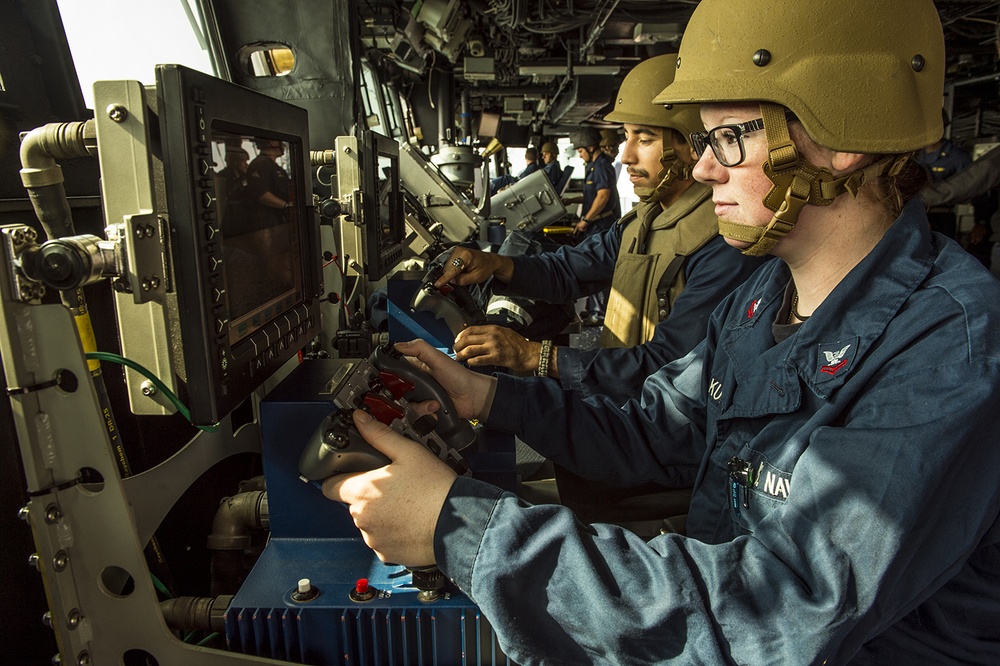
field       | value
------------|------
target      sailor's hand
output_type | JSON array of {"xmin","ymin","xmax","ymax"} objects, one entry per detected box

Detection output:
[
  {"xmin": 323, "ymin": 410, "xmax": 456, "ymax": 567},
  {"xmin": 394, "ymin": 339, "xmax": 497, "ymax": 421},
  {"xmin": 454, "ymin": 325, "xmax": 540, "ymax": 372},
  {"xmin": 434, "ymin": 247, "xmax": 514, "ymax": 288}
]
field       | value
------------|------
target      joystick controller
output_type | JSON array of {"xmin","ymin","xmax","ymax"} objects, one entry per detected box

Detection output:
[
  {"xmin": 410, "ymin": 254, "xmax": 486, "ymax": 336},
  {"xmin": 298, "ymin": 409, "xmax": 391, "ymax": 480},
  {"xmin": 298, "ymin": 342, "xmax": 474, "ymax": 482}
]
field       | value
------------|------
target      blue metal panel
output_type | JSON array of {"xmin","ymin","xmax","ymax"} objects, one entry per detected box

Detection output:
[
  {"xmin": 259, "ymin": 361, "xmax": 361, "ymax": 539},
  {"xmin": 226, "ymin": 529, "xmax": 514, "ymax": 664},
  {"xmin": 230, "ymin": 363, "xmax": 517, "ymax": 664},
  {"xmin": 386, "ymin": 273, "xmax": 455, "ymax": 349}
]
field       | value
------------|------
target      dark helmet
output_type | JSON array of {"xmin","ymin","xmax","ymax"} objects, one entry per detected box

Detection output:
[
  {"xmin": 569, "ymin": 128, "xmax": 602, "ymax": 150},
  {"xmin": 255, "ymin": 138, "xmax": 284, "ymax": 151}
]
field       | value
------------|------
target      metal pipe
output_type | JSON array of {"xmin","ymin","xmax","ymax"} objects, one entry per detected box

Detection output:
[
  {"xmin": 436, "ymin": 65, "xmax": 454, "ymax": 146},
  {"xmin": 948, "ymin": 70, "xmax": 1000, "ymax": 89},
  {"xmin": 18, "ymin": 119, "xmax": 106, "ymax": 358},
  {"xmin": 237, "ymin": 475, "xmax": 267, "ymax": 493},
  {"xmin": 19, "ymin": 120, "xmax": 97, "ymax": 169},
  {"xmin": 19, "ymin": 121, "xmax": 97, "ymax": 241},
  {"xmin": 460, "ymin": 87, "xmax": 472, "ymax": 144},
  {"xmin": 207, "ymin": 490, "xmax": 269, "ymax": 596},
  {"xmin": 472, "ymin": 85, "xmax": 555, "ymax": 96}
]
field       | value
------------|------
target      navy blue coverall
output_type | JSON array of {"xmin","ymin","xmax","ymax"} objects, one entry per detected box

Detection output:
[
  {"xmin": 496, "ymin": 225, "xmax": 766, "ymax": 403},
  {"xmin": 580, "ymin": 152, "xmax": 621, "ymax": 234},
  {"xmin": 435, "ymin": 200, "xmax": 1000, "ymax": 664},
  {"xmin": 542, "ymin": 160, "xmax": 562, "ymax": 186},
  {"xmin": 516, "ymin": 161, "xmax": 540, "ymax": 179},
  {"xmin": 578, "ymin": 152, "xmax": 622, "ymax": 319}
]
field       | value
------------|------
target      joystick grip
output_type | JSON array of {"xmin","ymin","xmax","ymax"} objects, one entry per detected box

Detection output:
[
  {"xmin": 372, "ymin": 343, "xmax": 476, "ymax": 451},
  {"xmin": 298, "ymin": 410, "xmax": 391, "ymax": 481}
]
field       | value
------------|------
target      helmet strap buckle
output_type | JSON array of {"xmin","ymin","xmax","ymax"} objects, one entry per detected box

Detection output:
[
  {"xmin": 645, "ymin": 147, "xmax": 691, "ymax": 203},
  {"xmin": 773, "ymin": 179, "xmax": 811, "ymax": 226},
  {"xmin": 762, "ymin": 103, "xmax": 799, "ymax": 170}
]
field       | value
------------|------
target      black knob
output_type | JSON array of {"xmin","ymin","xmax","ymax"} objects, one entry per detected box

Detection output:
[
  {"xmin": 323, "ymin": 429, "xmax": 349, "ymax": 449},
  {"xmin": 410, "ymin": 567, "xmax": 445, "ymax": 592},
  {"xmin": 319, "ymin": 198, "xmax": 343, "ymax": 219}
]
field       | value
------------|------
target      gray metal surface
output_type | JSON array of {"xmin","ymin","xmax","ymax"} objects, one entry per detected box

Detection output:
[
  {"xmin": 399, "ymin": 141, "xmax": 481, "ymax": 242},
  {"xmin": 0, "ymin": 225, "xmax": 284, "ymax": 664},
  {"xmin": 335, "ymin": 135, "xmax": 365, "ymax": 282},
  {"xmin": 93, "ymin": 80, "xmax": 177, "ymax": 416}
]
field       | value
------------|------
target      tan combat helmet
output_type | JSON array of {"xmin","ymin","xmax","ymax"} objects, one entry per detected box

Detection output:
[
  {"xmin": 654, "ymin": 0, "xmax": 945, "ymax": 255},
  {"xmin": 599, "ymin": 129, "xmax": 622, "ymax": 148},
  {"xmin": 606, "ymin": 53, "xmax": 703, "ymax": 203}
]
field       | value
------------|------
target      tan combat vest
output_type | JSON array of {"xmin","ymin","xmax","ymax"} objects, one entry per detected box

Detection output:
[{"xmin": 600, "ymin": 182, "xmax": 717, "ymax": 348}]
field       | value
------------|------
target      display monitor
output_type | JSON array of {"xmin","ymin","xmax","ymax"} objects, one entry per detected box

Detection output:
[
  {"xmin": 359, "ymin": 130, "xmax": 404, "ymax": 281},
  {"xmin": 477, "ymin": 111, "xmax": 501, "ymax": 139},
  {"xmin": 156, "ymin": 64, "xmax": 322, "ymax": 424}
]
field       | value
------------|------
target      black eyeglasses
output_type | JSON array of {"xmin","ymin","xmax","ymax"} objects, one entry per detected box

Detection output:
[{"xmin": 689, "ymin": 118, "xmax": 766, "ymax": 167}]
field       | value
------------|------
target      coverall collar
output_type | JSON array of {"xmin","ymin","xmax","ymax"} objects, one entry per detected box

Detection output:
[{"xmin": 722, "ymin": 198, "xmax": 936, "ymax": 415}]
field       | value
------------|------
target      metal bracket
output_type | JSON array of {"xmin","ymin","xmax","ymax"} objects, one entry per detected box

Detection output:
[
  {"xmin": 94, "ymin": 80, "xmax": 177, "ymax": 416},
  {"xmin": 336, "ymin": 136, "xmax": 366, "ymax": 279},
  {"xmin": 1, "ymin": 225, "xmax": 45, "ymax": 302},
  {"xmin": 106, "ymin": 212, "xmax": 169, "ymax": 298}
]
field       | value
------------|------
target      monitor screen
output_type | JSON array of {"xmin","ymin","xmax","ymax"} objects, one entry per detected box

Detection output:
[
  {"xmin": 477, "ymin": 111, "xmax": 501, "ymax": 139},
  {"xmin": 210, "ymin": 131, "xmax": 305, "ymax": 347}
]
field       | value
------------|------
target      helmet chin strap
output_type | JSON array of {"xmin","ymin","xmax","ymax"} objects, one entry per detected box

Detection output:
[
  {"xmin": 717, "ymin": 102, "xmax": 910, "ymax": 256},
  {"xmin": 635, "ymin": 144, "xmax": 693, "ymax": 204}
]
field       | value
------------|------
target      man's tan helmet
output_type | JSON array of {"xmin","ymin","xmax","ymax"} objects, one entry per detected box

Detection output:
[
  {"xmin": 652, "ymin": 0, "xmax": 945, "ymax": 255},
  {"xmin": 607, "ymin": 54, "xmax": 702, "ymax": 141},
  {"xmin": 599, "ymin": 129, "xmax": 622, "ymax": 148},
  {"xmin": 653, "ymin": 0, "xmax": 944, "ymax": 153},
  {"xmin": 540, "ymin": 142, "xmax": 558, "ymax": 155},
  {"xmin": 607, "ymin": 53, "xmax": 703, "ymax": 203}
]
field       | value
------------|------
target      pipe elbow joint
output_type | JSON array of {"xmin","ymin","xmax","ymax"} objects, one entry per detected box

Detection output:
[
  {"xmin": 207, "ymin": 491, "xmax": 268, "ymax": 551},
  {"xmin": 19, "ymin": 120, "xmax": 97, "ymax": 188}
]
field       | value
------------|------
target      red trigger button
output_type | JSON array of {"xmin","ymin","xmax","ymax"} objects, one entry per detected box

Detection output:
[
  {"xmin": 379, "ymin": 371, "xmax": 415, "ymax": 400},
  {"xmin": 363, "ymin": 393, "xmax": 405, "ymax": 425}
]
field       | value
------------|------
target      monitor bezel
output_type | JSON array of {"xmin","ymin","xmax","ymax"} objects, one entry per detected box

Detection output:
[
  {"xmin": 359, "ymin": 130, "xmax": 404, "ymax": 282},
  {"xmin": 155, "ymin": 64, "xmax": 321, "ymax": 425}
]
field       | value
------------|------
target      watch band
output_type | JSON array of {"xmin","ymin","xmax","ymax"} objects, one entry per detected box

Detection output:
[{"xmin": 535, "ymin": 339, "xmax": 553, "ymax": 377}]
